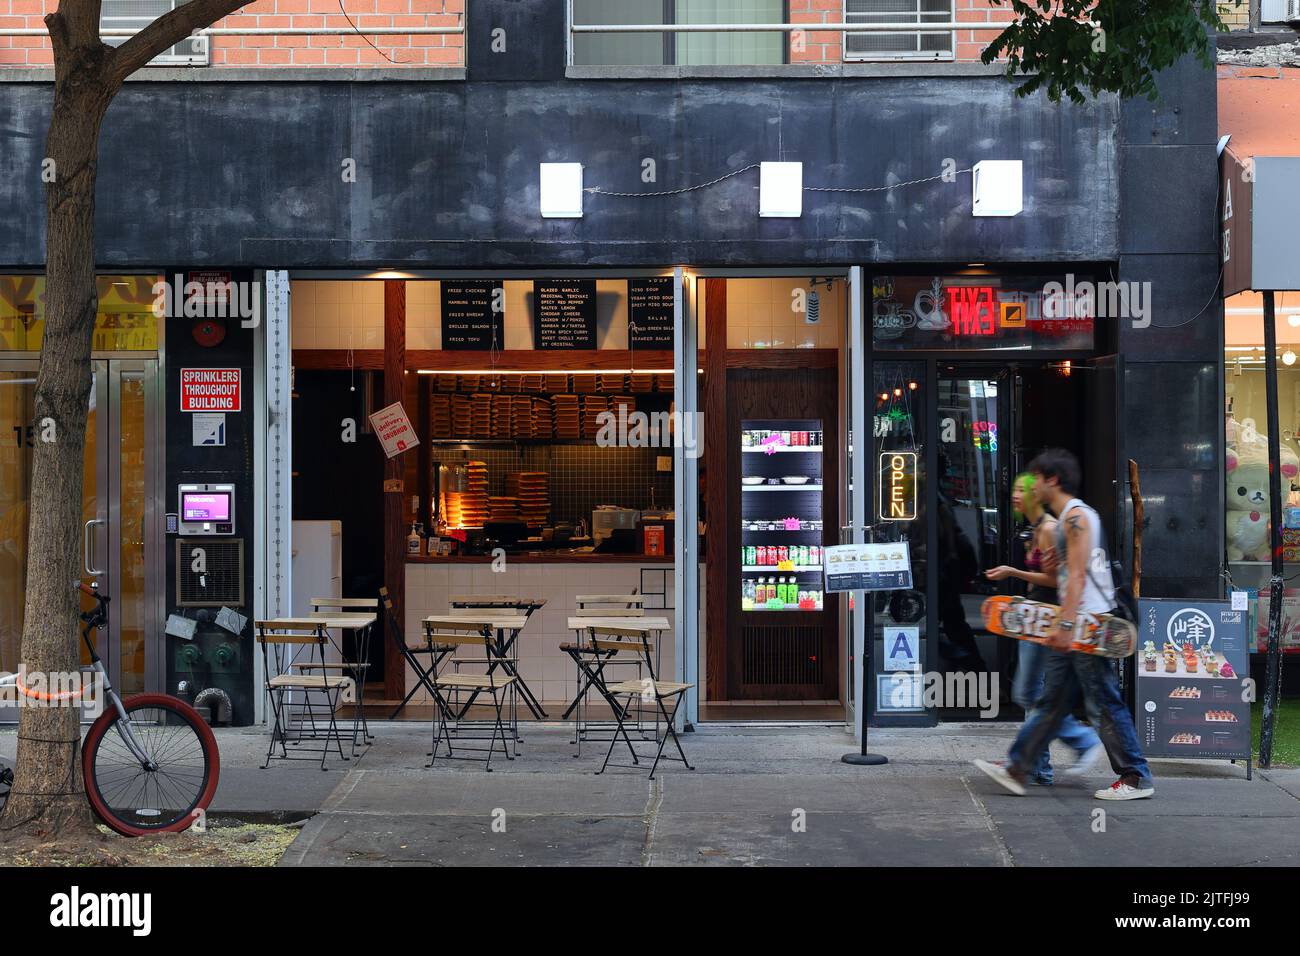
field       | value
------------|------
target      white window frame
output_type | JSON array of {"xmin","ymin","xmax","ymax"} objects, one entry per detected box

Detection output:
[{"xmin": 842, "ymin": 0, "xmax": 957, "ymax": 63}]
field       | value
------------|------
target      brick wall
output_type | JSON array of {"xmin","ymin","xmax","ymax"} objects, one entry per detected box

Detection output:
[
  {"xmin": 1219, "ymin": 1, "xmax": 1251, "ymax": 31},
  {"xmin": 0, "ymin": 0, "xmax": 463, "ymax": 68},
  {"xmin": 790, "ymin": 0, "xmax": 1013, "ymax": 63}
]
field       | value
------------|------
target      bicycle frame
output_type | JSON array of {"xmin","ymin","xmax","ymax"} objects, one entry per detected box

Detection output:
[{"xmin": 0, "ymin": 591, "xmax": 155, "ymax": 772}]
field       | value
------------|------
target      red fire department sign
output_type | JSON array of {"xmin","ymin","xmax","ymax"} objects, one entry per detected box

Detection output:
[{"xmin": 180, "ymin": 368, "xmax": 242, "ymax": 412}]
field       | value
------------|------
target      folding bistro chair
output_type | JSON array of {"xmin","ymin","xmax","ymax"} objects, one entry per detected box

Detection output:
[
  {"xmin": 257, "ymin": 620, "xmax": 354, "ymax": 771},
  {"xmin": 590, "ymin": 625, "xmax": 694, "ymax": 780},
  {"xmin": 562, "ymin": 593, "xmax": 651, "ymax": 752},
  {"xmin": 382, "ymin": 586, "xmax": 456, "ymax": 718},
  {"xmin": 299, "ymin": 596, "xmax": 378, "ymax": 753},
  {"xmin": 449, "ymin": 595, "xmax": 549, "ymax": 721},
  {"xmin": 423, "ymin": 618, "xmax": 516, "ymax": 771}
]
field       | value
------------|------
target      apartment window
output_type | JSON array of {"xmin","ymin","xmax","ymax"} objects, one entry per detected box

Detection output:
[
  {"xmin": 102, "ymin": 0, "xmax": 210, "ymax": 66},
  {"xmin": 571, "ymin": 0, "xmax": 786, "ymax": 66},
  {"xmin": 844, "ymin": 0, "xmax": 955, "ymax": 61}
]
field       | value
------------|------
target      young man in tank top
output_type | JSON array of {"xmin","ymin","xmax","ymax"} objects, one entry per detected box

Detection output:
[{"xmin": 975, "ymin": 449, "xmax": 1154, "ymax": 801}]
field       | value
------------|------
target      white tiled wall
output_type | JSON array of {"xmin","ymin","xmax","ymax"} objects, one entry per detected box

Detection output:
[
  {"xmin": 289, "ymin": 280, "xmax": 384, "ymax": 351},
  {"xmin": 702, "ymin": 276, "xmax": 845, "ymax": 350},
  {"xmin": 293, "ymin": 278, "xmax": 673, "ymax": 352},
  {"xmin": 403, "ymin": 561, "xmax": 677, "ymax": 709}
]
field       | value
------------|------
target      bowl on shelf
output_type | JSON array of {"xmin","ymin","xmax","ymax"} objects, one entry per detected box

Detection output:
[
  {"xmin": 781, "ymin": 475, "xmax": 811, "ymax": 485},
  {"xmin": 742, "ymin": 476, "xmax": 765, "ymax": 486}
]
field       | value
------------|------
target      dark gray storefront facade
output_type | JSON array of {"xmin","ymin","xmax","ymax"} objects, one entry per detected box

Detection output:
[{"xmin": 0, "ymin": 1, "xmax": 1225, "ymax": 728}]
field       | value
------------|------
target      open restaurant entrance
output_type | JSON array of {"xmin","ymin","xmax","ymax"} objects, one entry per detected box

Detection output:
[{"xmin": 865, "ymin": 271, "xmax": 1122, "ymax": 726}]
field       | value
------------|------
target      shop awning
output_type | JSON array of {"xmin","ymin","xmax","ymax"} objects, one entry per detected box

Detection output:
[{"xmin": 1219, "ymin": 66, "xmax": 1300, "ymax": 295}]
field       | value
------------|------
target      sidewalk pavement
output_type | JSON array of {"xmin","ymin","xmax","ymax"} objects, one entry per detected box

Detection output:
[{"xmin": 4, "ymin": 722, "xmax": 1298, "ymax": 865}]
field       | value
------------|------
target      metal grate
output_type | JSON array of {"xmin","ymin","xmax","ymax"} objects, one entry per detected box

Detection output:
[
  {"xmin": 844, "ymin": 0, "xmax": 954, "ymax": 61},
  {"xmin": 741, "ymin": 624, "xmax": 823, "ymax": 686},
  {"xmin": 175, "ymin": 538, "xmax": 244, "ymax": 607}
]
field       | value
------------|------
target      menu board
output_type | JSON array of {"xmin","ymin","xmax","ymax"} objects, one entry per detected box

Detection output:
[
  {"xmin": 533, "ymin": 280, "xmax": 596, "ymax": 350},
  {"xmin": 1135, "ymin": 599, "xmax": 1250, "ymax": 760},
  {"xmin": 823, "ymin": 543, "xmax": 913, "ymax": 592},
  {"xmin": 628, "ymin": 277, "xmax": 674, "ymax": 348},
  {"xmin": 440, "ymin": 280, "xmax": 503, "ymax": 350}
]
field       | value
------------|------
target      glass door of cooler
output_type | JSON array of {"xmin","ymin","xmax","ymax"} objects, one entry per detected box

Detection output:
[{"xmin": 740, "ymin": 420, "xmax": 826, "ymax": 614}]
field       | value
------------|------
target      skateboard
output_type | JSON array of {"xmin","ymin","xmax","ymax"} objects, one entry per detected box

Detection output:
[{"xmin": 980, "ymin": 595, "xmax": 1136, "ymax": 658}]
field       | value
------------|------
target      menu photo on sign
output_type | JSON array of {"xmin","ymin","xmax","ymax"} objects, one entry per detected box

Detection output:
[
  {"xmin": 1135, "ymin": 599, "xmax": 1251, "ymax": 761},
  {"xmin": 823, "ymin": 542, "xmax": 913, "ymax": 593},
  {"xmin": 368, "ymin": 401, "xmax": 419, "ymax": 459},
  {"xmin": 533, "ymin": 279, "xmax": 596, "ymax": 349},
  {"xmin": 440, "ymin": 280, "xmax": 504, "ymax": 350},
  {"xmin": 627, "ymin": 277, "xmax": 674, "ymax": 348}
]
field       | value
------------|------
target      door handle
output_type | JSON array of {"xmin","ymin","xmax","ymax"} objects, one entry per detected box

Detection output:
[{"xmin": 84, "ymin": 518, "xmax": 106, "ymax": 577}]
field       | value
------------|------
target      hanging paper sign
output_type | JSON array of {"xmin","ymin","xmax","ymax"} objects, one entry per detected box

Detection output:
[
  {"xmin": 369, "ymin": 402, "xmax": 419, "ymax": 459},
  {"xmin": 824, "ymin": 543, "xmax": 913, "ymax": 592}
]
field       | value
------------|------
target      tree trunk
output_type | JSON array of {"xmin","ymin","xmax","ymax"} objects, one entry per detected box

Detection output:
[{"xmin": 0, "ymin": 33, "xmax": 116, "ymax": 838}]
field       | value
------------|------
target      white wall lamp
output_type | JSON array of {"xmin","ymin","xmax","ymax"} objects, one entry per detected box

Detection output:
[
  {"xmin": 972, "ymin": 160, "xmax": 1023, "ymax": 217},
  {"xmin": 759, "ymin": 162, "xmax": 803, "ymax": 218},
  {"xmin": 539, "ymin": 163, "xmax": 584, "ymax": 218}
]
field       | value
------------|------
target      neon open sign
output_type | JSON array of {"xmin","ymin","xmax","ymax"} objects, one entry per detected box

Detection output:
[{"xmin": 879, "ymin": 451, "xmax": 918, "ymax": 521}]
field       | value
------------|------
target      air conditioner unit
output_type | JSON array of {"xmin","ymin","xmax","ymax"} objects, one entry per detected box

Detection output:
[
  {"xmin": 102, "ymin": 0, "xmax": 210, "ymax": 67},
  {"xmin": 1261, "ymin": 0, "xmax": 1300, "ymax": 23}
]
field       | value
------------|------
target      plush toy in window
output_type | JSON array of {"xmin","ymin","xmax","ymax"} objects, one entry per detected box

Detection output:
[{"xmin": 1226, "ymin": 435, "xmax": 1300, "ymax": 561}]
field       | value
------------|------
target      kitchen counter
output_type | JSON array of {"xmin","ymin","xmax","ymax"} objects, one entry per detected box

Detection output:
[
  {"xmin": 404, "ymin": 556, "xmax": 680, "ymax": 709},
  {"xmin": 407, "ymin": 552, "xmax": 672, "ymax": 564}
]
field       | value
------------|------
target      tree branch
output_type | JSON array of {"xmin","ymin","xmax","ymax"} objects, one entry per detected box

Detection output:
[{"xmin": 108, "ymin": 0, "xmax": 250, "ymax": 84}]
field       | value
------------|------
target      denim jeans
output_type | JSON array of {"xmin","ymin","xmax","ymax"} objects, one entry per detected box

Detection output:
[
  {"xmin": 1009, "ymin": 648, "xmax": 1153, "ymax": 788},
  {"xmin": 1013, "ymin": 640, "xmax": 1101, "ymax": 784}
]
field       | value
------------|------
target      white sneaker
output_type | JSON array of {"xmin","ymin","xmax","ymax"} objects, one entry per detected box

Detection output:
[
  {"xmin": 1094, "ymin": 779, "xmax": 1155, "ymax": 801},
  {"xmin": 973, "ymin": 758, "xmax": 1026, "ymax": 796},
  {"xmin": 1064, "ymin": 742, "xmax": 1106, "ymax": 777}
]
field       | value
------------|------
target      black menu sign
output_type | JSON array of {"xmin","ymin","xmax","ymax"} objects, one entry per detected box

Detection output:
[
  {"xmin": 533, "ymin": 280, "xmax": 596, "ymax": 350},
  {"xmin": 1135, "ymin": 599, "xmax": 1251, "ymax": 760},
  {"xmin": 440, "ymin": 280, "xmax": 503, "ymax": 350},
  {"xmin": 628, "ymin": 277, "xmax": 674, "ymax": 348}
]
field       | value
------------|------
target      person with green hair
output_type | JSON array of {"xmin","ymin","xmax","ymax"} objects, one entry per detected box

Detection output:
[{"xmin": 983, "ymin": 472, "xmax": 1103, "ymax": 785}]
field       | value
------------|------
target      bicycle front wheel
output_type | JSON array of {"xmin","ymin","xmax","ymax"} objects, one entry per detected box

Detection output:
[{"xmin": 82, "ymin": 694, "xmax": 220, "ymax": 836}]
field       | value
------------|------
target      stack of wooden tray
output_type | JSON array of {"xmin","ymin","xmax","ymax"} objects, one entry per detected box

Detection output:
[
  {"xmin": 654, "ymin": 373, "xmax": 673, "ymax": 392},
  {"xmin": 434, "ymin": 374, "xmax": 458, "ymax": 392},
  {"xmin": 488, "ymin": 496, "xmax": 521, "ymax": 522},
  {"xmin": 451, "ymin": 394, "xmax": 474, "ymax": 436},
  {"xmin": 430, "ymin": 394, "xmax": 452, "ymax": 439},
  {"xmin": 609, "ymin": 394, "xmax": 636, "ymax": 418},
  {"xmin": 506, "ymin": 472, "xmax": 550, "ymax": 527},
  {"xmin": 471, "ymin": 394, "xmax": 494, "ymax": 438},
  {"xmin": 491, "ymin": 395, "xmax": 513, "ymax": 438},
  {"xmin": 629, "ymin": 373, "xmax": 655, "ymax": 393},
  {"xmin": 532, "ymin": 397, "xmax": 554, "ymax": 438},
  {"xmin": 512, "ymin": 396, "xmax": 534, "ymax": 437},
  {"xmin": 581, "ymin": 395, "xmax": 609, "ymax": 438},
  {"xmin": 598, "ymin": 373, "xmax": 626, "ymax": 393},
  {"xmin": 544, "ymin": 373, "xmax": 569, "ymax": 392},
  {"xmin": 553, "ymin": 394, "xmax": 581, "ymax": 438},
  {"xmin": 460, "ymin": 461, "xmax": 489, "ymax": 527},
  {"xmin": 572, "ymin": 374, "xmax": 598, "ymax": 394},
  {"xmin": 520, "ymin": 374, "xmax": 545, "ymax": 392}
]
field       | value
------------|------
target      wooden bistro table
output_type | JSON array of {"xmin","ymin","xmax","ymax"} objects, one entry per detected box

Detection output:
[
  {"xmin": 256, "ymin": 614, "xmax": 376, "ymax": 763},
  {"xmin": 563, "ymin": 616, "xmax": 671, "ymax": 749},
  {"xmin": 422, "ymin": 614, "xmax": 539, "ymax": 738},
  {"xmin": 441, "ymin": 602, "xmax": 549, "ymax": 720}
]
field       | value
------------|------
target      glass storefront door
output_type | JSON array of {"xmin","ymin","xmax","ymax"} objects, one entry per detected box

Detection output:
[{"xmin": 0, "ymin": 359, "xmax": 161, "ymax": 720}]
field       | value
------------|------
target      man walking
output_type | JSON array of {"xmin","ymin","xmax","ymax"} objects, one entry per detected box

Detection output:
[{"xmin": 974, "ymin": 449, "xmax": 1154, "ymax": 800}]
